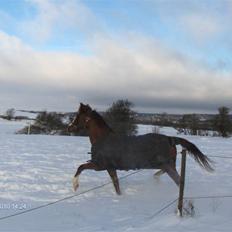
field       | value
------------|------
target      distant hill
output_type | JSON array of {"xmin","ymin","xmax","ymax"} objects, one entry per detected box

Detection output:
[{"xmin": 1, "ymin": 109, "xmax": 231, "ymax": 136}]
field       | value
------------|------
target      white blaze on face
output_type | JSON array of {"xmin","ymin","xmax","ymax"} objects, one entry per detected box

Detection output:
[{"xmin": 72, "ymin": 176, "xmax": 79, "ymax": 192}]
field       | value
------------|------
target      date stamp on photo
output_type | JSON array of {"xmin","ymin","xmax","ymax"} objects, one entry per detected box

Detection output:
[{"xmin": 0, "ymin": 202, "xmax": 31, "ymax": 211}]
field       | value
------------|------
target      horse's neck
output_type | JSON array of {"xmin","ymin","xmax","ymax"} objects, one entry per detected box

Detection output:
[{"xmin": 87, "ymin": 121, "xmax": 111, "ymax": 145}]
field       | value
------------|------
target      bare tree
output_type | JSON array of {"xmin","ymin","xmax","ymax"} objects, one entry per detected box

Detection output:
[{"xmin": 5, "ymin": 108, "xmax": 15, "ymax": 120}]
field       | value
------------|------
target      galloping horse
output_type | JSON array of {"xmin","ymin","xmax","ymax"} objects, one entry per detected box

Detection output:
[{"xmin": 68, "ymin": 103, "xmax": 213, "ymax": 195}]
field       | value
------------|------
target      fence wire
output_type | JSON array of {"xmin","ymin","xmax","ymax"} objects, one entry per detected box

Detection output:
[
  {"xmin": 0, "ymin": 153, "xmax": 232, "ymax": 222},
  {"xmin": 0, "ymin": 170, "xmax": 142, "ymax": 221}
]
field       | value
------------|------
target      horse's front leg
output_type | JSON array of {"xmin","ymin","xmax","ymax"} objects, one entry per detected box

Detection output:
[
  {"xmin": 107, "ymin": 169, "xmax": 121, "ymax": 195},
  {"xmin": 72, "ymin": 162, "xmax": 101, "ymax": 191}
]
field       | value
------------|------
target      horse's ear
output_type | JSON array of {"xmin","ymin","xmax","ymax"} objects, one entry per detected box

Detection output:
[
  {"xmin": 79, "ymin": 103, "xmax": 92, "ymax": 113},
  {"xmin": 78, "ymin": 103, "xmax": 85, "ymax": 113},
  {"xmin": 86, "ymin": 104, "xmax": 92, "ymax": 110},
  {"xmin": 79, "ymin": 103, "xmax": 86, "ymax": 110}
]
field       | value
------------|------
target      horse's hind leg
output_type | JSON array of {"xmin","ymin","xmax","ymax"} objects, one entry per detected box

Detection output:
[
  {"xmin": 154, "ymin": 169, "xmax": 165, "ymax": 177},
  {"xmin": 107, "ymin": 169, "xmax": 121, "ymax": 195},
  {"xmin": 163, "ymin": 164, "xmax": 180, "ymax": 186},
  {"xmin": 73, "ymin": 161, "xmax": 101, "ymax": 191},
  {"xmin": 155, "ymin": 146, "xmax": 177, "ymax": 179}
]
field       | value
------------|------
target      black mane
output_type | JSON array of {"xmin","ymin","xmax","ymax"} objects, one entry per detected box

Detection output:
[{"xmin": 91, "ymin": 110, "xmax": 113, "ymax": 132}]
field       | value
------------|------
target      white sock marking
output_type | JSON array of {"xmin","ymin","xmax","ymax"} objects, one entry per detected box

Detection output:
[{"xmin": 72, "ymin": 176, "xmax": 79, "ymax": 192}]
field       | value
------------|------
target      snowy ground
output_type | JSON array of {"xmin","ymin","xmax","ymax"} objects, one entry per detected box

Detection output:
[{"xmin": 0, "ymin": 120, "xmax": 232, "ymax": 231}]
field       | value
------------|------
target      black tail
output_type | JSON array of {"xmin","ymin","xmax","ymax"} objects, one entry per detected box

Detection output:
[{"xmin": 172, "ymin": 137, "xmax": 214, "ymax": 172}]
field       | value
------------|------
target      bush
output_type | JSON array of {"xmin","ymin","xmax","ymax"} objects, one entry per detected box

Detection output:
[
  {"xmin": 178, "ymin": 114, "xmax": 198, "ymax": 135},
  {"xmin": 17, "ymin": 111, "xmax": 67, "ymax": 135},
  {"xmin": 35, "ymin": 111, "xmax": 65, "ymax": 131},
  {"xmin": 213, "ymin": 106, "xmax": 232, "ymax": 137},
  {"xmin": 104, "ymin": 99, "xmax": 137, "ymax": 136},
  {"xmin": 5, "ymin": 108, "xmax": 15, "ymax": 120}
]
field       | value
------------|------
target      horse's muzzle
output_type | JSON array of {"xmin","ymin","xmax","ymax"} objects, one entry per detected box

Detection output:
[{"xmin": 67, "ymin": 124, "xmax": 76, "ymax": 133}]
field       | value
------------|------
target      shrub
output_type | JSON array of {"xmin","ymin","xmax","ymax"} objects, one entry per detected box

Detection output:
[{"xmin": 104, "ymin": 99, "xmax": 137, "ymax": 136}]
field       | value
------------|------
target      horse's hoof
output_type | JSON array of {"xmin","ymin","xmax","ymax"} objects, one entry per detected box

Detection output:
[
  {"xmin": 72, "ymin": 176, "xmax": 79, "ymax": 192},
  {"xmin": 116, "ymin": 190, "xmax": 122, "ymax": 195}
]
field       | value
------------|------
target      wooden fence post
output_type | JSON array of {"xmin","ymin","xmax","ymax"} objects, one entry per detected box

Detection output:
[
  {"xmin": 178, "ymin": 149, "xmax": 187, "ymax": 217},
  {"xmin": 27, "ymin": 122, "xmax": 31, "ymax": 135}
]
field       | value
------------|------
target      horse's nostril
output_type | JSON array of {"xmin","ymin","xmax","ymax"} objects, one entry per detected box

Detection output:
[
  {"xmin": 67, "ymin": 125, "xmax": 73, "ymax": 132},
  {"xmin": 68, "ymin": 124, "xmax": 79, "ymax": 133}
]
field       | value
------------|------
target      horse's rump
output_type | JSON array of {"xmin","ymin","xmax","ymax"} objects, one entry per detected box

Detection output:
[{"xmin": 91, "ymin": 133, "xmax": 172, "ymax": 170}]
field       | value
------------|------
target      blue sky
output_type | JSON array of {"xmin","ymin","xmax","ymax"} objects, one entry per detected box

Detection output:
[{"xmin": 0, "ymin": 0, "xmax": 232, "ymax": 113}]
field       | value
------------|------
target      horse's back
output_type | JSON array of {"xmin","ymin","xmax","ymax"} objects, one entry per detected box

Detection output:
[{"xmin": 91, "ymin": 133, "xmax": 173, "ymax": 170}]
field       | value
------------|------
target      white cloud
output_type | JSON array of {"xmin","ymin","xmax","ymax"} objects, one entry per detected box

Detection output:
[
  {"xmin": 180, "ymin": 13, "xmax": 222, "ymax": 42},
  {"xmin": 21, "ymin": 0, "xmax": 60, "ymax": 42},
  {"xmin": 0, "ymin": 30, "xmax": 231, "ymax": 112},
  {"xmin": 150, "ymin": 0, "xmax": 230, "ymax": 44},
  {"xmin": 20, "ymin": 0, "xmax": 99, "ymax": 42}
]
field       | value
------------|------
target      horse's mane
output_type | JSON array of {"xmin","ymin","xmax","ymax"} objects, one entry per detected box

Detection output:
[{"xmin": 91, "ymin": 110, "xmax": 113, "ymax": 132}]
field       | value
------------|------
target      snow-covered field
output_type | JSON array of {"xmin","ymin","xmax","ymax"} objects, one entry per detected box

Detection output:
[{"xmin": 0, "ymin": 120, "xmax": 232, "ymax": 231}]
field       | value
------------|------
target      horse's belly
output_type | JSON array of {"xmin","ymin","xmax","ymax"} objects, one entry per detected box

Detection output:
[{"xmin": 91, "ymin": 134, "xmax": 172, "ymax": 170}]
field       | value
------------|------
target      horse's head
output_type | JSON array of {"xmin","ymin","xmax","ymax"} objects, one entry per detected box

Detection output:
[{"xmin": 68, "ymin": 103, "xmax": 92, "ymax": 132}]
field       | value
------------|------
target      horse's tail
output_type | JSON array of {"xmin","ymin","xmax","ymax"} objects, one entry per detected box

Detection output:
[{"xmin": 171, "ymin": 137, "xmax": 214, "ymax": 172}]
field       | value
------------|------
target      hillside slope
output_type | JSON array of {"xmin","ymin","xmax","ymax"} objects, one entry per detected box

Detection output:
[{"xmin": 0, "ymin": 121, "xmax": 231, "ymax": 231}]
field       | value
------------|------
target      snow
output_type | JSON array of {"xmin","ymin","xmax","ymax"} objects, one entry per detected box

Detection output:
[
  {"xmin": 0, "ymin": 120, "xmax": 232, "ymax": 231},
  {"xmin": 14, "ymin": 111, "xmax": 37, "ymax": 120}
]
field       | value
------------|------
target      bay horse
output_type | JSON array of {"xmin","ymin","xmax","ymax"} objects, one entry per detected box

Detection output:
[{"xmin": 68, "ymin": 103, "xmax": 213, "ymax": 195}]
